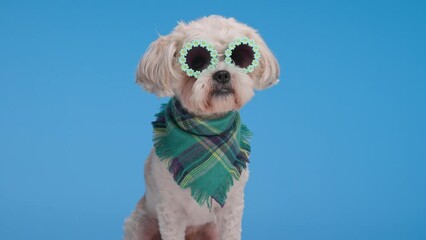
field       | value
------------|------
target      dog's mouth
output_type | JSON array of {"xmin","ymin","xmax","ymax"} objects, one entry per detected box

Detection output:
[{"xmin": 211, "ymin": 87, "xmax": 234, "ymax": 97}]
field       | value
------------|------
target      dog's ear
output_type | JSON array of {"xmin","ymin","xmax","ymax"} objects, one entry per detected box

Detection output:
[
  {"xmin": 252, "ymin": 37, "xmax": 280, "ymax": 90},
  {"xmin": 136, "ymin": 35, "xmax": 177, "ymax": 97}
]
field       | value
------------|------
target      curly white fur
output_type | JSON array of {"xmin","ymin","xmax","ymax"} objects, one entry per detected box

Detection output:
[{"xmin": 125, "ymin": 15, "xmax": 279, "ymax": 240}]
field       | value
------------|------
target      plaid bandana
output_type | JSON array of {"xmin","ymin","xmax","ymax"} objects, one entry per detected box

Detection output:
[{"xmin": 152, "ymin": 98, "xmax": 251, "ymax": 207}]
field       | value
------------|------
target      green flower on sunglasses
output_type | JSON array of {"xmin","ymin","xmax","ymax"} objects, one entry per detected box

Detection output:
[
  {"xmin": 193, "ymin": 71, "xmax": 201, "ymax": 78},
  {"xmin": 187, "ymin": 69, "xmax": 194, "ymax": 76}
]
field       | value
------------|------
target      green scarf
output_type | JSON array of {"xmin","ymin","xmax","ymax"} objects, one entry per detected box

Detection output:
[{"xmin": 152, "ymin": 98, "xmax": 251, "ymax": 207}]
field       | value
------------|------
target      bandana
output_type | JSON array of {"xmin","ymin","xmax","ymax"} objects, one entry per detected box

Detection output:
[{"xmin": 152, "ymin": 98, "xmax": 251, "ymax": 207}]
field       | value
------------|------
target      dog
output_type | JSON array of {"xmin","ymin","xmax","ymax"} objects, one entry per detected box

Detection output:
[{"xmin": 124, "ymin": 15, "xmax": 279, "ymax": 240}]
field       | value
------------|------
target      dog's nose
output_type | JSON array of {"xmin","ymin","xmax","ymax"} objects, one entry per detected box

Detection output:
[{"xmin": 212, "ymin": 70, "xmax": 231, "ymax": 84}]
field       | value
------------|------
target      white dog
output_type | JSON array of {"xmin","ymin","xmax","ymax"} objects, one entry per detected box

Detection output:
[{"xmin": 124, "ymin": 15, "xmax": 279, "ymax": 240}]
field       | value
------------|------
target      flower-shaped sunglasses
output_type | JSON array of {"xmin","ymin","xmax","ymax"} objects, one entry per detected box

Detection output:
[{"xmin": 178, "ymin": 37, "xmax": 261, "ymax": 78}]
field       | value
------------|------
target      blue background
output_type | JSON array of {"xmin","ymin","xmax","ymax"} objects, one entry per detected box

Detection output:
[{"xmin": 1, "ymin": 0, "xmax": 425, "ymax": 239}]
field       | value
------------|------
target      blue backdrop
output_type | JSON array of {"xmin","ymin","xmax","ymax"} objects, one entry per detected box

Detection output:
[{"xmin": 1, "ymin": 0, "xmax": 425, "ymax": 239}]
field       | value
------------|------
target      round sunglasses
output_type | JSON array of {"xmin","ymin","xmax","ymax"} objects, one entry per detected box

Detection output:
[{"xmin": 178, "ymin": 37, "xmax": 261, "ymax": 78}]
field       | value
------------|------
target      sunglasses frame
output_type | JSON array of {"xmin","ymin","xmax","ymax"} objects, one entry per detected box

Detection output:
[
  {"xmin": 178, "ymin": 39, "xmax": 219, "ymax": 78},
  {"xmin": 178, "ymin": 37, "xmax": 261, "ymax": 78}
]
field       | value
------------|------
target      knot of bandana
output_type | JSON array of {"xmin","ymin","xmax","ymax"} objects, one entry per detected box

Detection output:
[{"xmin": 152, "ymin": 98, "xmax": 252, "ymax": 208}]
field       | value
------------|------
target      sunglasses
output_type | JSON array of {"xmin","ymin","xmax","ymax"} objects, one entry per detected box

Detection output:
[{"xmin": 178, "ymin": 37, "xmax": 261, "ymax": 78}]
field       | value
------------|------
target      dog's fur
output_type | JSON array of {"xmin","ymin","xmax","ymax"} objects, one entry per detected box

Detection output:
[{"xmin": 124, "ymin": 15, "xmax": 279, "ymax": 240}]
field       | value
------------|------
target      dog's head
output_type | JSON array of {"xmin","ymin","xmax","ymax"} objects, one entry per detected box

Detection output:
[{"xmin": 137, "ymin": 15, "xmax": 280, "ymax": 117}]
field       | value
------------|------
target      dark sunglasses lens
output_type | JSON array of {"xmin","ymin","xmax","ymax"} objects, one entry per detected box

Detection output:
[
  {"xmin": 230, "ymin": 44, "xmax": 254, "ymax": 68},
  {"xmin": 186, "ymin": 47, "xmax": 211, "ymax": 71}
]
